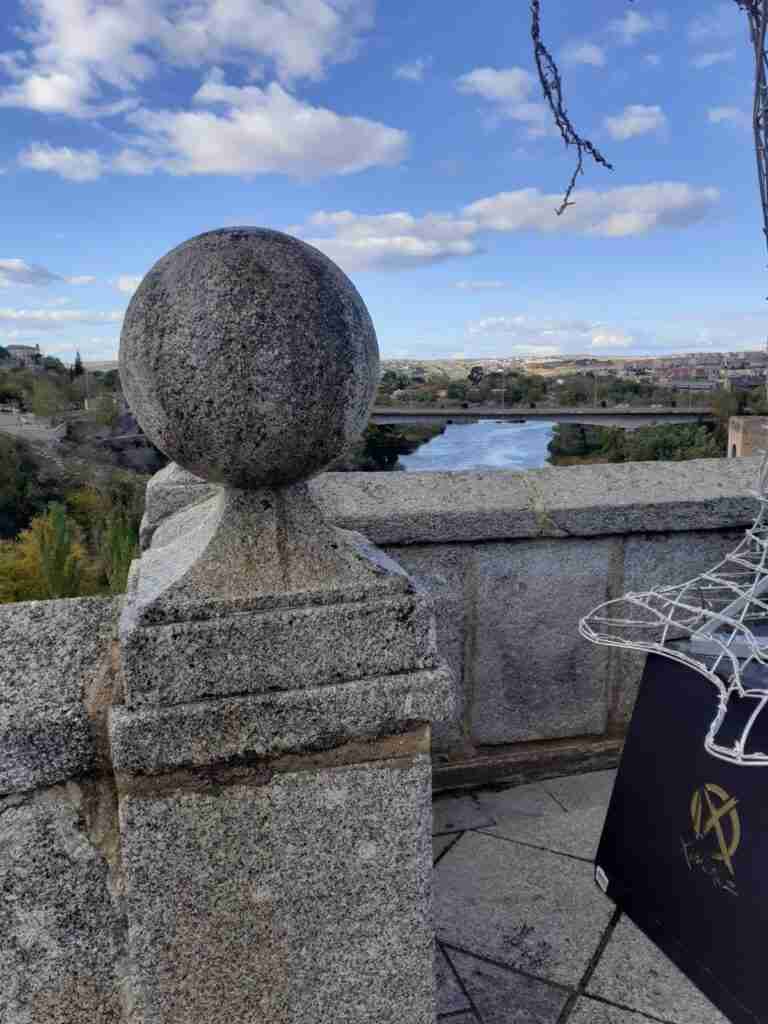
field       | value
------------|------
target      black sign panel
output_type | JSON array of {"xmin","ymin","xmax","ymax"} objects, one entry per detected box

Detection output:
[{"xmin": 597, "ymin": 653, "xmax": 768, "ymax": 1024}]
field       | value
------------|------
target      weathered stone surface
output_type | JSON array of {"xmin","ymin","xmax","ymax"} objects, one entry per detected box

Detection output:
[
  {"xmin": 139, "ymin": 461, "xmax": 215, "ymax": 549},
  {"xmin": 121, "ymin": 587, "xmax": 440, "ymax": 706},
  {"xmin": 569, "ymin": 997, "xmax": 655, "ymax": 1023},
  {"xmin": 470, "ymin": 538, "xmax": 617, "ymax": 744},
  {"xmin": 0, "ymin": 784, "xmax": 127, "ymax": 1023},
  {"xmin": 119, "ymin": 227, "xmax": 378, "ymax": 488},
  {"xmin": 390, "ymin": 544, "xmax": 472, "ymax": 753},
  {"xmin": 480, "ymin": 803, "xmax": 607, "ymax": 861},
  {"xmin": 432, "ymin": 791, "xmax": 496, "ymax": 834},
  {"xmin": 434, "ymin": 830, "xmax": 614, "ymax": 987},
  {"xmin": 587, "ymin": 916, "xmax": 730, "ymax": 1024},
  {"xmin": 435, "ymin": 943, "xmax": 470, "ymax": 1015},
  {"xmin": 120, "ymin": 754, "xmax": 435, "ymax": 1024},
  {"xmin": 609, "ymin": 529, "xmax": 745, "ymax": 728},
  {"xmin": 0, "ymin": 597, "xmax": 117, "ymax": 794},
  {"xmin": 110, "ymin": 667, "xmax": 454, "ymax": 775},
  {"xmin": 447, "ymin": 948, "xmax": 568, "ymax": 1023},
  {"xmin": 543, "ymin": 769, "xmax": 617, "ymax": 812},
  {"xmin": 311, "ymin": 457, "xmax": 761, "ymax": 545},
  {"xmin": 433, "ymin": 834, "xmax": 459, "ymax": 862}
]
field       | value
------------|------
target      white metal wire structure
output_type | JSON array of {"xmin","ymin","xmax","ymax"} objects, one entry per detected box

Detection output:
[{"xmin": 581, "ymin": 453, "xmax": 768, "ymax": 766}]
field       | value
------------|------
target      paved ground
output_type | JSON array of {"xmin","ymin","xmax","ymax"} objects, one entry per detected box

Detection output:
[{"xmin": 432, "ymin": 769, "xmax": 729, "ymax": 1024}]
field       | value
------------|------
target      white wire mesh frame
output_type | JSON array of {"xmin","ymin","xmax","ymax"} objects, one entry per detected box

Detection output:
[{"xmin": 580, "ymin": 453, "xmax": 768, "ymax": 766}]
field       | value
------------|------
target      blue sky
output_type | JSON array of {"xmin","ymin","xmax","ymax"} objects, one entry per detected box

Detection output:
[{"xmin": 0, "ymin": 0, "xmax": 763, "ymax": 364}]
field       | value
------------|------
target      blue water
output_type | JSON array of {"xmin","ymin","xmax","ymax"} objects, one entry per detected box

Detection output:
[{"xmin": 399, "ymin": 419, "xmax": 556, "ymax": 472}]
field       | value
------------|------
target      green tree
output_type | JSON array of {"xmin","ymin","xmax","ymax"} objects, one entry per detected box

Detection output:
[
  {"xmin": 73, "ymin": 351, "xmax": 84, "ymax": 377},
  {"xmin": 30, "ymin": 378, "xmax": 66, "ymax": 420},
  {"xmin": 100, "ymin": 507, "xmax": 139, "ymax": 594}
]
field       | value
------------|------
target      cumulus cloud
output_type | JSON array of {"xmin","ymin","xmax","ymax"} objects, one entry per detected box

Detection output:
[
  {"xmin": 608, "ymin": 10, "xmax": 666, "ymax": 45},
  {"xmin": 455, "ymin": 67, "xmax": 549, "ymax": 136},
  {"xmin": 394, "ymin": 58, "xmax": 431, "ymax": 82},
  {"xmin": 114, "ymin": 275, "xmax": 142, "ymax": 294},
  {"xmin": 691, "ymin": 49, "xmax": 736, "ymax": 68},
  {"xmin": 561, "ymin": 42, "xmax": 606, "ymax": 67},
  {"xmin": 708, "ymin": 106, "xmax": 750, "ymax": 130},
  {"xmin": 18, "ymin": 143, "xmax": 104, "ymax": 181},
  {"xmin": 0, "ymin": 259, "xmax": 61, "ymax": 287},
  {"xmin": 0, "ymin": 259, "xmax": 95, "ymax": 287},
  {"xmin": 454, "ymin": 280, "xmax": 507, "ymax": 291},
  {"xmin": 0, "ymin": 0, "xmax": 375, "ymax": 117},
  {"xmin": 604, "ymin": 104, "xmax": 667, "ymax": 141},
  {"xmin": 19, "ymin": 73, "xmax": 408, "ymax": 181},
  {"xmin": 467, "ymin": 314, "xmax": 633, "ymax": 353},
  {"xmin": 0, "ymin": 308, "xmax": 123, "ymax": 328},
  {"xmin": 296, "ymin": 182, "xmax": 720, "ymax": 271}
]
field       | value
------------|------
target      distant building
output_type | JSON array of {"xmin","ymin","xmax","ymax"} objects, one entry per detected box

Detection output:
[
  {"xmin": 5, "ymin": 344, "xmax": 39, "ymax": 367},
  {"xmin": 728, "ymin": 417, "xmax": 768, "ymax": 457}
]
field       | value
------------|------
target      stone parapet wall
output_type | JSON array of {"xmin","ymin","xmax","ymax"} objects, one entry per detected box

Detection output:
[{"xmin": 312, "ymin": 456, "xmax": 762, "ymax": 787}]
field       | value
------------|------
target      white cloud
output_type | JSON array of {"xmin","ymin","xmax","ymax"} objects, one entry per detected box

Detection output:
[
  {"xmin": 18, "ymin": 143, "xmax": 104, "ymax": 181},
  {"xmin": 688, "ymin": 3, "xmax": 745, "ymax": 43},
  {"xmin": 455, "ymin": 280, "xmax": 507, "ymax": 291},
  {"xmin": 394, "ymin": 58, "xmax": 431, "ymax": 82},
  {"xmin": 561, "ymin": 42, "xmax": 606, "ymax": 68},
  {"xmin": 463, "ymin": 183, "xmax": 716, "ymax": 238},
  {"xmin": 708, "ymin": 106, "xmax": 751, "ymax": 130},
  {"xmin": 691, "ymin": 49, "xmax": 736, "ymax": 68},
  {"xmin": 66, "ymin": 275, "xmax": 96, "ymax": 285},
  {"xmin": 455, "ymin": 67, "xmax": 550, "ymax": 137},
  {"xmin": 115, "ymin": 275, "xmax": 142, "ymax": 294},
  {"xmin": 608, "ymin": 10, "xmax": 666, "ymax": 45},
  {"xmin": 0, "ymin": 308, "xmax": 123, "ymax": 328},
  {"xmin": 0, "ymin": 0, "xmax": 375, "ymax": 117},
  {"xmin": 604, "ymin": 104, "xmax": 667, "ymax": 141},
  {"xmin": 466, "ymin": 314, "xmax": 633, "ymax": 354},
  {"xmin": 296, "ymin": 182, "xmax": 720, "ymax": 271},
  {"xmin": 22, "ymin": 73, "xmax": 407, "ymax": 181},
  {"xmin": 644, "ymin": 54, "xmax": 662, "ymax": 66},
  {"xmin": 590, "ymin": 331, "xmax": 633, "ymax": 349},
  {"xmin": 0, "ymin": 259, "xmax": 60, "ymax": 287}
]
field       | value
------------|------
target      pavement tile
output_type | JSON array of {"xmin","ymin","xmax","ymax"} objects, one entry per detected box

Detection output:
[
  {"xmin": 435, "ymin": 943, "xmax": 471, "ymax": 1016},
  {"xmin": 569, "ymin": 996, "xmax": 656, "ymax": 1023},
  {"xmin": 437, "ymin": 1014, "xmax": 477, "ymax": 1022},
  {"xmin": 480, "ymin": 803, "xmax": 607, "ymax": 861},
  {"xmin": 433, "ymin": 793, "xmax": 496, "ymax": 834},
  {"xmin": 475, "ymin": 780, "xmax": 561, "ymax": 818},
  {"xmin": 433, "ymin": 830, "xmax": 614, "ymax": 988},
  {"xmin": 544, "ymin": 770, "xmax": 617, "ymax": 812},
  {"xmin": 447, "ymin": 948, "xmax": 568, "ymax": 1024},
  {"xmin": 587, "ymin": 916, "xmax": 730, "ymax": 1024},
  {"xmin": 433, "ymin": 833, "xmax": 460, "ymax": 863}
]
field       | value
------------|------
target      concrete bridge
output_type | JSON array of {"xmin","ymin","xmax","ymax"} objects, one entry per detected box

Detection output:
[{"xmin": 372, "ymin": 405, "xmax": 714, "ymax": 430}]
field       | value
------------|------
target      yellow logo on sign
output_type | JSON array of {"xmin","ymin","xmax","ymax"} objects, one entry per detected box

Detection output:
[{"xmin": 690, "ymin": 783, "xmax": 741, "ymax": 876}]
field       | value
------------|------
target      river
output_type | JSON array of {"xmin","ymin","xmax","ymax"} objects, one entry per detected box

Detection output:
[{"xmin": 398, "ymin": 418, "xmax": 556, "ymax": 472}]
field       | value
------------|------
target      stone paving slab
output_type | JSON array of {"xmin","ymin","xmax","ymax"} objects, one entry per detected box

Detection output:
[
  {"xmin": 569, "ymin": 997, "xmax": 656, "ymax": 1023},
  {"xmin": 587, "ymin": 916, "xmax": 730, "ymax": 1024},
  {"xmin": 433, "ymin": 834, "xmax": 459, "ymax": 863},
  {"xmin": 435, "ymin": 943, "xmax": 470, "ymax": 1015},
  {"xmin": 446, "ymin": 948, "xmax": 569, "ymax": 1024},
  {"xmin": 543, "ymin": 769, "xmax": 617, "ymax": 812},
  {"xmin": 479, "ymin": 803, "xmax": 607, "ymax": 861},
  {"xmin": 475, "ymin": 780, "xmax": 561, "ymax": 818},
  {"xmin": 432, "ymin": 793, "xmax": 497, "ymax": 834},
  {"xmin": 434, "ymin": 830, "xmax": 614, "ymax": 988}
]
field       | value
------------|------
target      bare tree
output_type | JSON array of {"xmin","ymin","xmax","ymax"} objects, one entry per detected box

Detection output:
[{"xmin": 532, "ymin": 0, "xmax": 768, "ymax": 261}]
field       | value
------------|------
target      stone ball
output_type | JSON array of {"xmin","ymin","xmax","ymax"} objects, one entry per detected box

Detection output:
[{"xmin": 119, "ymin": 227, "xmax": 379, "ymax": 489}]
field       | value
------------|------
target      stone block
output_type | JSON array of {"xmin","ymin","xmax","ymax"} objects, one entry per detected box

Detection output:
[
  {"xmin": 139, "ymin": 461, "xmax": 216, "ymax": 549},
  {"xmin": 432, "ymin": 792, "xmax": 496, "ymax": 834},
  {"xmin": 0, "ymin": 597, "xmax": 117, "ymax": 795},
  {"xmin": 0, "ymin": 784, "xmax": 127, "ymax": 1023},
  {"xmin": 569, "ymin": 997, "xmax": 654, "ymax": 1023},
  {"xmin": 543, "ymin": 769, "xmax": 617, "ymax": 812},
  {"xmin": 609, "ymin": 529, "xmax": 745, "ymax": 728},
  {"xmin": 387, "ymin": 544, "xmax": 471, "ymax": 753},
  {"xmin": 435, "ymin": 943, "xmax": 470, "ymax": 1015},
  {"xmin": 480, "ymin": 803, "xmax": 606, "ymax": 861},
  {"xmin": 434, "ymin": 831, "xmax": 614, "ymax": 987},
  {"xmin": 470, "ymin": 538, "xmax": 617, "ymax": 744},
  {"xmin": 110, "ymin": 667, "xmax": 454, "ymax": 776},
  {"xmin": 119, "ymin": 754, "xmax": 436, "ymax": 1024}
]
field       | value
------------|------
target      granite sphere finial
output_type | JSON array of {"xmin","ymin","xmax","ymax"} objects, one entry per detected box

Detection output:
[{"xmin": 118, "ymin": 228, "xmax": 379, "ymax": 489}]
